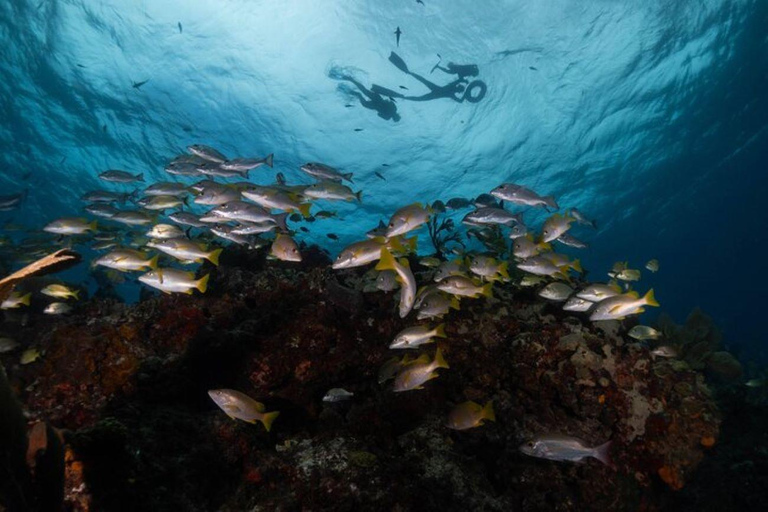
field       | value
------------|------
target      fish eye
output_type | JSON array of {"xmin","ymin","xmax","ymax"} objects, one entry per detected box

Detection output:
[{"xmin": 527, "ymin": 441, "xmax": 534, "ymax": 447}]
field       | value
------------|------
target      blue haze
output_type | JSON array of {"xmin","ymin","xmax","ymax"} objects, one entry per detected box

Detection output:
[{"xmin": 1, "ymin": 1, "xmax": 767, "ymax": 357}]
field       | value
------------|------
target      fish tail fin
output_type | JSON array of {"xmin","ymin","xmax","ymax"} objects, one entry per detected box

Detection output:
[
  {"xmin": 590, "ymin": 219, "xmax": 598, "ymax": 229},
  {"xmin": 375, "ymin": 247, "xmax": 396, "ymax": 271},
  {"xmin": 571, "ymin": 259, "xmax": 583, "ymax": 273},
  {"xmin": 89, "ymin": 220, "xmax": 98, "ymax": 231},
  {"xmin": 482, "ymin": 400, "xmax": 496, "ymax": 422},
  {"xmin": 644, "ymin": 289, "xmax": 659, "ymax": 307},
  {"xmin": 388, "ymin": 237, "xmax": 404, "ymax": 253},
  {"xmin": 355, "ymin": 190, "xmax": 363, "ymax": 203},
  {"xmin": 343, "ymin": 172, "xmax": 354, "ymax": 183},
  {"xmin": 498, "ymin": 261, "xmax": 509, "ymax": 279},
  {"xmin": 594, "ymin": 440, "xmax": 613, "ymax": 468},
  {"xmin": 544, "ymin": 196, "xmax": 558, "ymax": 210},
  {"xmin": 481, "ymin": 283, "xmax": 493, "ymax": 298},
  {"xmin": 264, "ymin": 153, "xmax": 274, "ymax": 168},
  {"xmin": 434, "ymin": 323, "xmax": 447, "ymax": 338},
  {"xmin": 260, "ymin": 411, "xmax": 280, "ymax": 432},
  {"xmin": 404, "ymin": 235, "xmax": 417, "ymax": 253},
  {"xmin": 72, "ymin": 289, "xmax": 80, "ymax": 300},
  {"xmin": 196, "ymin": 273, "xmax": 210, "ymax": 293},
  {"xmin": 298, "ymin": 203, "xmax": 312, "ymax": 218},
  {"xmin": 147, "ymin": 254, "xmax": 159, "ymax": 270},
  {"xmin": 434, "ymin": 347, "xmax": 449, "ymax": 369},
  {"xmin": 449, "ymin": 297, "xmax": 461, "ymax": 310},
  {"xmin": 137, "ymin": 173, "xmax": 145, "ymax": 182},
  {"xmin": 20, "ymin": 293, "xmax": 32, "ymax": 306},
  {"xmin": 273, "ymin": 212, "xmax": 289, "ymax": 232},
  {"xmin": 206, "ymin": 248, "xmax": 222, "ymax": 266}
]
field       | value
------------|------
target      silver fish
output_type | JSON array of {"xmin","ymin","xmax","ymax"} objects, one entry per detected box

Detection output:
[{"xmin": 520, "ymin": 435, "xmax": 611, "ymax": 465}]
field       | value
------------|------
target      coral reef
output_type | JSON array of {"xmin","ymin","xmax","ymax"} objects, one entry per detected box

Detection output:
[{"xmin": 1, "ymin": 249, "xmax": 726, "ymax": 510}]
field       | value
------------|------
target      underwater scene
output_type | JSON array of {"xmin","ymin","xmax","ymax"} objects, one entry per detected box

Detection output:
[{"xmin": 1, "ymin": 0, "xmax": 767, "ymax": 510}]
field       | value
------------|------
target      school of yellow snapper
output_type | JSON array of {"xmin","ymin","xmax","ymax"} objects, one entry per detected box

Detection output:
[{"xmin": 1, "ymin": 145, "xmax": 666, "ymax": 443}]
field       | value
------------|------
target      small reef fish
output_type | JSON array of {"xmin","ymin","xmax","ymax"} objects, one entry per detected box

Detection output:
[
  {"xmin": 556, "ymin": 233, "xmax": 588, "ymax": 249},
  {"xmin": 385, "ymin": 203, "xmax": 431, "ymax": 237},
  {"xmin": 468, "ymin": 255, "xmax": 509, "ymax": 281},
  {"xmin": 241, "ymin": 187, "xmax": 311, "ymax": 216},
  {"xmin": 745, "ymin": 379, "xmax": 766, "ymax": 388},
  {"xmin": 208, "ymin": 389, "xmax": 279, "ymax": 431},
  {"xmin": 390, "ymin": 324, "xmax": 446, "ymax": 349},
  {"xmin": 568, "ymin": 208, "xmax": 597, "ymax": 228},
  {"xmin": 270, "ymin": 234, "xmax": 301, "ymax": 262},
  {"xmin": 650, "ymin": 345, "xmax": 678, "ymax": 359},
  {"xmin": 419, "ymin": 257, "xmax": 442, "ymax": 268},
  {"xmin": 473, "ymin": 194, "xmax": 499, "ymax": 209},
  {"xmin": 323, "ymin": 388, "xmax": 354, "ymax": 402},
  {"xmin": 146, "ymin": 239, "xmax": 222, "ymax": 265},
  {"xmin": 138, "ymin": 195, "xmax": 185, "ymax": 211},
  {"xmin": 589, "ymin": 289, "xmax": 659, "ymax": 321},
  {"xmin": 43, "ymin": 218, "xmax": 97, "ymax": 235},
  {"xmin": 1, "ymin": 291, "xmax": 32, "ymax": 309},
  {"xmin": 378, "ymin": 355, "xmax": 412, "ymax": 384},
  {"xmin": 300, "ymin": 162, "xmax": 354, "ymax": 183},
  {"xmin": 490, "ymin": 183, "xmax": 558, "ymax": 210},
  {"xmin": 509, "ymin": 221, "xmax": 528, "ymax": 239},
  {"xmin": 146, "ymin": 224, "xmax": 185, "ymax": 240},
  {"xmin": 220, "ymin": 154, "xmax": 274, "ymax": 172},
  {"xmin": 520, "ymin": 435, "xmax": 611, "ymax": 466},
  {"xmin": 138, "ymin": 268, "xmax": 210, "ymax": 294},
  {"xmin": 462, "ymin": 207, "xmax": 521, "ymax": 227},
  {"xmin": 447, "ymin": 400, "xmax": 495, "ymax": 430},
  {"xmin": 169, "ymin": 211, "xmax": 207, "ymax": 228},
  {"xmin": 111, "ymin": 211, "xmax": 154, "ymax": 226},
  {"xmin": 416, "ymin": 293, "xmax": 460, "ymax": 320},
  {"xmin": 541, "ymin": 213, "xmax": 574, "ymax": 243},
  {"xmin": 516, "ymin": 256, "xmax": 566, "ymax": 278},
  {"xmin": 99, "ymin": 170, "xmax": 144, "ymax": 183},
  {"xmin": 303, "ymin": 181, "xmax": 361, "ymax": 202},
  {"xmin": 144, "ymin": 182, "xmax": 189, "ymax": 197},
  {"xmin": 94, "ymin": 249, "xmax": 159, "ymax": 272},
  {"xmin": 446, "ymin": 197, "xmax": 472, "ymax": 210},
  {"xmin": 539, "ymin": 282, "xmax": 574, "ymax": 302},
  {"xmin": 0, "ymin": 337, "xmax": 20, "ymax": 353},
  {"xmin": 562, "ymin": 296, "xmax": 595, "ymax": 312},
  {"xmin": 645, "ymin": 259, "xmax": 659, "ymax": 273},
  {"xmin": 628, "ymin": 325, "xmax": 661, "ymax": 341},
  {"xmin": 393, "ymin": 347, "xmax": 449, "ymax": 392},
  {"xmin": 20, "ymin": 348, "xmax": 42, "ymax": 365},
  {"xmin": 433, "ymin": 259, "xmax": 465, "ymax": 282},
  {"xmin": 576, "ymin": 283, "xmax": 622, "ymax": 302},
  {"xmin": 611, "ymin": 268, "xmax": 641, "ymax": 282},
  {"xmin": 41, "ymin": 284, "xmax": 80, "ymax": 300},
  {"xmin": 188, "ymin": 144, "xmax": 228, "ymax": 163},
  {"xmin": 436, "ymin": 275, "xmax": 492, "ymax": 299},
  {"xmin": 519, "ymin": 275, "xmax": 547, "ymax": 287},
  {"xmin": 81, "ymin": 190, "xmax": 133, "ymax": 203},
  {"xmin": 194, "ymin": 185, "xmax": 240, "ymax": 206},
  {"xmin": 44, "ymin": 302, "xmax": 73, "ymax": 315},
  {"xmin": 375, "ymin": 247, "xmax": 416, "ymax": 317},
  {"xmin": 513, "ymin": 235, "xmax": 551, "ymax": 260},
  {"xmin": 376, "ymin": 270, "xmax": 399, "ymax": 292},
  {"xmin": 85, "ymin": 204, "xmax": 119, "ymax": 218}
]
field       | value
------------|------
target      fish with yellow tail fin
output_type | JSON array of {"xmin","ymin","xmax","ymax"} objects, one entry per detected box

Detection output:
[
  {"xmin": 138, "ymin": 268, "xmax": 210, "ymax": 294},
  {"xmin": 646, "ymin": 259, "xmax": 659, "ymax": 273},
  {"xmin": 208, "ymin": 389, "xmax": 279, "ymax": 432},
  {"xmin": 541, "ymin": 213, "xmax": 574, "ymax": 243},
  {"xmin": 385, "ymin": 203, "xmax": 431, "ymax": 237},
  {"xmin": 589, "ymin": 289, "xmax": 659, "ymax": 321},
  {"xmin": 43, "ymin": 217, "xmax": 97, "ymax": 235},
  {"xmin": 416, "ymin": 293, "xmax": 460, "ymax": 320},
  {"xmin": 447, "ymin": 400, "xmax": 496, "ymax": 430},
  {"xmin": 393, "ymin": 347, "xmax": 449, "ymax": 392},
  {"xmin": 375, "ymin": 247, "xmax": 416, "ymax": 317},
  {"xmin": 93, "ymin": 249, "xmax": 159, "ymax": 272},
  {"xmin": 270, "ymin": 234, "xmax": 302, "ymax": 262},
  {"xmin": 513, "ymin": 235, "xmax": 551, "ymax": 260},
  {"xmin": 468, "ymin": 255, "xmax": 509, "ymax": 281},
  {"xmin": 332, "ymin": 236, "xmax": 416, "ymax": 269},
  {"xmin": 41, "ymin": 284, "xmax": 80, "ymax": 300},
  {"xmin": 436, "ymin": 275, "xmax": 493, "ymax": 299},
  {"xmin": 1, "ymin": 291, "xmax": 31, "ymax": 309},
  {"xmin": 146, "ymin": 238, "xmax": 222, "ymax": 266},
  {"xmin": 390, "ymin": 324, "xmax": 447, "ymax": 349}
]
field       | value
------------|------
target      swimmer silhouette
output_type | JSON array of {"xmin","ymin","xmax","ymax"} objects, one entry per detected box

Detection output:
[
  {"xmin": 431, "ymin": 55, "xmax": 479, "ymax": 80},
  {"xmin": 382, "ymin": 52, "xmax": 487, "ymax": 104},
  {"xmin": 338, "ymin": 75, "xmax": 401, "ymax": 122}
]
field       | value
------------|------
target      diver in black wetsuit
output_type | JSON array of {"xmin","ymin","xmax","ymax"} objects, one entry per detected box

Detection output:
[{"xmin": 338, "ymin": 75, "xmax": 401, "ymax": 122}]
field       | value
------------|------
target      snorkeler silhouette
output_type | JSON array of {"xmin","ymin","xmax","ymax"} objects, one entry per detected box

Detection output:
[
  {"xmin": 335, "ymin": 74, "xmax": 401, "ymax": 122},
  {"xmin": 372, "ymin": 52, "xmax": 487, "ymax": 104}
]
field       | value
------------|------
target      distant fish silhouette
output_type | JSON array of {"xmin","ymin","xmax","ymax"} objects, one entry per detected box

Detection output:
[
  {"xmin": 102, "ymin": 124, "xmax": 107, "ymax": 133},
  {"xmin": 77, "ymin": 64, "xmax": 86, "ymax": 68},
  {"xmin": 178, "ymin": 22, "xmax": 182, "ymax": 34},
  {"xmin": 344, "ymin": 104, "xmax": 354, "ymax": 108},
  {"xmin": 132, "ymin": 79, "xmax": 150, "ymax": 89},
  {"xmin": 59, "ymin": 156, "xmax": 66, "ymax": 165},
  {"xmin": 398, "ymin": 85, "xmax": 409, "ymax": 90},
  {"xmin": 417, "ymin": 0, "xmax": 425, "ymax": 4},
  {"xmin": 382, "ymin": 163, "xmax": 390, "ymax": 167},
  {"xmin": 529, "ymin": 66, "xmax": 538, "ymax": 71},
  {"xmin": 395, "ymin": 27, "xmax": 402, "ymax": 47},
  {"xmin": 375, "ymin": 171, "xmax": 387, "ymax": 181},
  {"xmin": 354, "ymin": 128, "xmax": 364, "ymax": 132},
  {"xmin": 327, "ymin": 233, "xmax": 339, "ymax": 240}
]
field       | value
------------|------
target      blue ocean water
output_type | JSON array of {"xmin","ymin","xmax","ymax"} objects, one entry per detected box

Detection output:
[{"xmin": 1, "ymin": 0, "xmax": 766, "ymax": 356}]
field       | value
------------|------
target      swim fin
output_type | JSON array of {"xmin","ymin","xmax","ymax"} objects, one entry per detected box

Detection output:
[{"xmin": 389, "ymin": 52, "xmax": 409, "ymax": 74}]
